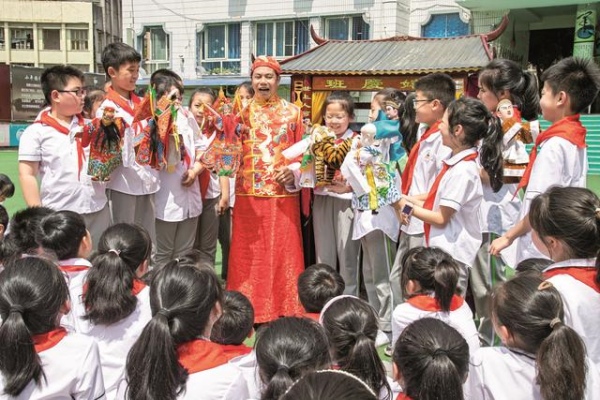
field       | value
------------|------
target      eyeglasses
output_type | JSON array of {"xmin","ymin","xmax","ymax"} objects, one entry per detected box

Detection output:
[
  {"xmin": 57, "ymin": 88, "xmax": 87, "ymax": 97},
  {"xmin": 413, "ymin": 99, "xmax": 433, "ymax": 108}
]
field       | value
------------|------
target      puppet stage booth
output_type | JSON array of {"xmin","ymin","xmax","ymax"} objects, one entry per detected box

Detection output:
[{"xmin": 280, "ymin": 19, "xmax": 507, "ymax": 266}]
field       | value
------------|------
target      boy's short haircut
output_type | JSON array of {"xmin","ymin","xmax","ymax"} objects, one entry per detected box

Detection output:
[
  {"xmin": 8, "ymin": 206, "xmax": 54, "ymax": 254},
  {"xmin": 0, "ymin": 174, "xmax": 15, "ymax": 199},
  {"xmin": 541, "ymin": 57, "xmax": 600, "ymax": 114},
  {"xmin": 210, "ymin": 291, "xmax": 254, "ymax": 345},
  {"xmin": 36, "ymin": 210, "xmax": 87, "ymax": 260},
  {"xmin": 101, "ymin": 42, "xmax": 142, "ymax": 76},
  {"xmin": 298, "ymin": 263, "xmax": 345, "ymax": 313},
  {"xmin": 414, "ymin": 73, "xmax": 456, "ymax": 109},
  {"xmin": 41, "ymin": 65, "xmax": 85, "ymax": 105},
  {"xmin": 0, "ymin": 205, "xmax": 8, "ymax": 233}
]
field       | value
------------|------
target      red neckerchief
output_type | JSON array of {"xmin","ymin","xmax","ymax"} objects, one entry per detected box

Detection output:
[
  {"xmin": 33, "ymin": 327, "xmax": 68, "ymax": 353},
  {"xmin": 397, "ymin": 394, "xmax": 412, "ymax": 400},
  {"xmin": 401, "ymin": 121, "xmax": 441, "ymax": 195},
  {"xmin": 406, "ymin": 294, "xmax": 464, "ymax": 311},
  {"xmin": 35, "ymin": 110, "xmax": 85, "ymax": 179},
  {"xmin": 177, "ymin": 339, "xmax": 229, "ymax": 374},
  {"xmin": 423, "ymin": 151, "xmax": 478, "ymax": 244},
  {"xmin": 59, "ymin": 265, "xmax": 90, "ymax": 273},
  {"xmin": 516, "ymin": 115, "xmax": 586, "ymax": 193},
  {"xmin": 544, "ymin": 267, "xmax": 600, "ymax": 294},
  {"xmin": 83, "ymin": 279, "xmax": 146, "ymax": 297},
  {"xmin": 219, "ymin": 344, "xmax": 253, "ymax": 361},
  {"xmin": 106, "ymin": 86, "xmax": 141, "ymax": 117}
]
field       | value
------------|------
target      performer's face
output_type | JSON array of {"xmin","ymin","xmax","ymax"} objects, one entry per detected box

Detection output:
[{"xmin": 252, "ymin": 67, "xmax": 280, "ymax": 101}]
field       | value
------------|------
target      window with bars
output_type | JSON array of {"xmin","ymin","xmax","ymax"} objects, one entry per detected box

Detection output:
[
  {"xmin": 0, "ymin": 29, "xmax": 4, "ymax": 50},
  {"xmin": 326, "ymin": 16, "xmax": 370, "ymax": 41},
  {"xmin": 70, "ymin": 29, "xmax": 88, "ymax": 51},
  {"xmin": 11, "ymin": 28, "xmax": 34, "ymax": 50},
  {"xmin": 42, "ymin": 29, "xmax": 61, "ymax": 50},
  {"xmin": 255, "ymin": 20, "xmax": 309, "ymax": 58},
  {"xmin": 422, "ymin": 13, "xmax": 469, "ymax": 38},
  {"xmin": 138, "ymin": 26, "xmax": 170, "ymax": 73},
  {"xmin": 197, "ymin": 23, "xmax": 241, "ymax": 75}
]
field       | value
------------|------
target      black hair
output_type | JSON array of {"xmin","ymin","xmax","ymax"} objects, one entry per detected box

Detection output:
[
  {"xmin": 41, "ymin": 65, "xmax": 85, "ymax": 105},
  {"xmin": 280, "ymin": 370, "xmax": 378, "ymax": 400},
  {"xmin": 322, "ymin": 91, "xmax": 356, "ymax": 121},
  {"xmin": 101, "ymin": 42, "xmax": 141, "ymax": 76},
  {"xmin": 8, "ymin": 206, "xmax": 54, "ymax": 255},
  {"xmin": 529, "ymin": 186, "xmax": 600, "ymax": 285},
  {"xmin": 36, "ymin": 210, "xmax": 87, "ymax": 261},
  {"xmin": 0, "ymin": 205, "xmax": 8, "ymax": 233},
  {"xmin": 479, "ymin": 59, "xmax": 541, "ymax": 121},
  {"xmin": 400, "ymin": 92, "xmax": 420, "ymax": 153},
  {"xmin": 0, "ymin": 174, "xmax": 15, "ymax": 199},
  {"xmin": 401, "ymin": 247, "xmax": 460, "ymax": 309},
  {"xmin": 0, "ymin": 235, "xmax": 18, "ymax": 266},
  {"xmin": 255, "ymin": 317, "xmax": 331, "ymax": 400},
  {"xmin": 142, "ymin": 249, "xmax": 206, "ymax": 284},
  {"xmin": 84, "ymin": 223, "xmax": 151, "ymax": 326},
  {"xmin": 125, "ymin": 262, "xmax": 223, "ymax": 400},
  {"xmin": 83, "ymin": 89, "xmax": 106, "ymax": 118},
  {"xmin": 189, "ymin": 87, "xmax": 217, "ymax": 108},
  {"xmin": 372, "ymin": 88, "xmax": 399, "ymax": 107},
  {"xmin": 493, "ymin": 274, "xmax": 587, "ymax": 400},
  {"xmin": 298, "ymin": 263, "xmax": 345, "ymax": 313},
  {"xmin": 238, "ymin": 81, "xmax": 254, "ymax": 97},
  {"xmin": 447, "ymin": 97, "xmax": 504, "ymax": 192},
  {"xmin": 541, "ymin": 57, "xmax": 600, "ymax": 114},
  {"xmin": 151, "ymin": 69, "xmax": 184, "ymax": 96},
  {"xmin": 210, "ymin": 290, "xmax": 254, "ymax": 345},
  {"xmin": 515, "ymin": 258, "xmax": 554, "ymax": 276},
  {"xmin": 321, "ymin": 297, "xmax": 391, "ymax": 398},
  {"xmin": 393, "ymin": 318, "xmax": 469, "ymax": 400},
  {"xmin": 414, "ymin": 73, "xmax": 456, "ymax": 109},
  {"xmin": 0, "ymin": 257, "xmax": 69, "ymax": 396}
]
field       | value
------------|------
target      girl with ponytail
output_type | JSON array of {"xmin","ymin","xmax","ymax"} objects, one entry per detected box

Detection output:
[
  {"xmin": 120, "ymin": 260, "xmax": 248, "ymax": 399},
  {"xmin": 393, "ymin": 318, "xmax": 469, "ymax": 400},
  {"xmin": 320, "ymin": 296, "xmax": 394, "ymax": 399},
  {"xmin": 397, "ymin": 97, "xmax": 504, "ymax": 293},
  {"xmin": 71, "ymin": 222, "xmax": 152, "ymax": 399},
  {"xmin": 255, "ymin": 317, "xmax": 331, "ymax": 400},
  {"xmin": 529, "ymin": 186, "xmax": 600, "ymax": 368},
  {"xmin": 467, "ymin": 274, "xmax": 600, "ymax": 399},
  {"xmin": 391, "ymin": 247, "xmax": 479, "ymax": 354},
  {"xmin": 0, "ymin": 257, "xmax": 105, "ymax": 398}
]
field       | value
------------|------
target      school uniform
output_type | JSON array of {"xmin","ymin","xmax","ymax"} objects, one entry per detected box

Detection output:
[
  {"xmin": 426, "ymin": 148, "xmax": 483, "ymax": 293},
  {"xmin": 218, "ymin": 344, "xmax": 253, "ymax": 361},
  {"xmin": 390, "ymin": 123, "xmax": 451, "ymax": 308},
  {"xmin": 391, "ymin": 294, "xmax": 479, "ymax": 354},
  {"xmin": 228, "ymin": 351, "xmax": 262, "ymax": 400},
  {"xmin": 116, "ymin": 339, "xmax": 249, "ymax": 399},
  {"xmin": 58, "ymin": 258, "xmax": 92, "ymax": 332},
  {"xmin": 0, "ymin": 329, "xmax": 106, "ymax": 399},
  {"xmin": 154, "ymin": 109, "xmax": 203, "ymax": 267},
  {"xmin": 96, "ymin": 88, "xmax": 159, "ymax": 251},
  {"xmin": 313, "ymin": 129, "xmax": 361, "ymax": 296},
  {"xmin": 515, "ymin": 116, "xmax": 587, "ymax": 263},
  {"xmin": 70, "ymin": 278, "xmax": 152, "ymax": 400},
  {"xmin": 18, "ymin": 111, "xmax": 110, "ymax": 248},
  {"xmin": 543, "ymin": 258, "xmax": 600, "ymax": 368},
  {"xmin": 465, "ymin": 346, "xmax": 600, "ymax": 400}
]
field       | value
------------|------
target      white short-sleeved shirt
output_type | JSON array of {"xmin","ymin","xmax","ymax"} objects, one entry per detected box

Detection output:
[
  {"xmin": 229, "ymin": 352, "xmax": 262, "ymax": 400},
  {"xmin": 96, "ymin": 98, "xmax": 160, "ymax": 196},
  {"xmin": 402, "ymin": 127, "xmax": 451, "ymax": 235},
  {"xmin": 115, "ymin": 358, "xmax": 249, "ymax": 400},
  {"xmin": 352, "ymin": 204, "xmax": 399, "ymax": 241},
  {"xmin": 391, "ymin": 295, "xmax": 480, "ymax": 354},
  {"xmin": 70, "ymin": 280, "xmax": 152, "ymax": 400},
  {"xmin": 544, "ymin": 258, "xmax": 600, "ymax": 369},
  {"xmin": 155, "ymin": 110, "xmax": 203, "ymax": 222},
  {"xmin": 465, "ymin": 346, "xmax": 600, "ymax": 400},
  {"xmin": 515, "ymin": 137, "xmax": 587, "ymax": 263},
  {"xmin": 18, "ymin": 115, "xmax": 108, "ymax": 214},
  {"xmin": 0, "ymin": 332, "xmax": 106, "ymax": 399},
  {"xmin": 428, "ymin": 148, "xmax": 483, "ymax": 267}
]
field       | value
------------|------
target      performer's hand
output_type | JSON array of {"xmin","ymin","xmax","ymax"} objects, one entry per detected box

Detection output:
[
  {"xmin": 217, "ymin": 197, "xmax": 229, "ymax": 216},
  {"xmin": 325, "ymin": 180, "xmax": 352, "ymax": 194},
  {"xmin": 275, "ymin": 167, "xmax": 294, "ymax": 186},
  {"xmin": 181, "ymin": 169, "xmax": 197, "ymax": 187},
  {"xmin": 490, "ymin": 235, "xmax": 512, "ymax": 256}
]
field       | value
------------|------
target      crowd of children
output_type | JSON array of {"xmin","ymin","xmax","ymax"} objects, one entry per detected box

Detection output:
[{"xmin": 1, "ymin": 39, "xmax": 600, "ymax": 399}]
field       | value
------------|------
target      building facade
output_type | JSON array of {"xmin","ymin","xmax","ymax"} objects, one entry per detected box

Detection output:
[
  {"xmin": 123, "ymin": 0, "xmax": 473, "ymax": 80},
  {"xmin": 0, "ymin": 0, "xmax": 122, "ymax": 73}
]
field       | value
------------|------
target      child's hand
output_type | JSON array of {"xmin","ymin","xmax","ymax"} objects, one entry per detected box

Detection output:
[
  {"xmin": 181, "ymin": 169, "xmax": 197, "ymax": 187},
  {"xmin": 325, "ymin": 180, "xmax": 352, "ymax": 194},
  {"xmin": 490, "ymin": 235, "xmax": 512, "ymax": 256},
  {"xmin": 217, "ymin": 197, "xmax": 229, "ymax": 215}
]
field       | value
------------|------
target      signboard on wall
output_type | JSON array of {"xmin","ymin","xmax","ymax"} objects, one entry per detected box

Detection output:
[
  {"xmin": 10, "ymin": 66, "xmax": 46, "ymax": 122},
  {"xmin": 9, "ymin": 123, "xmax": 29, "ymax": 147},
  {"xmin": 573, "ymin": 6, "xmax": 597, "ymax": 59}
]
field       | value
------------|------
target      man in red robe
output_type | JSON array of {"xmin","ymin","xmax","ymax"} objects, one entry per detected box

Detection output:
[{"xmin": 226, "ymin": 56, "xmax": 305, "ymax": 323}]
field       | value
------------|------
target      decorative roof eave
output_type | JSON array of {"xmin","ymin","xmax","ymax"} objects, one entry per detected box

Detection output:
[{"xmin": 281, "ymin": 67, "xmax": 485, "ymax": 76}]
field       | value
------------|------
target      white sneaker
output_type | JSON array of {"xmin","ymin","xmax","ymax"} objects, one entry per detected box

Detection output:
[{"xmin": 375, "ymin": 330, "xmax": 390, "ymax": 347}]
